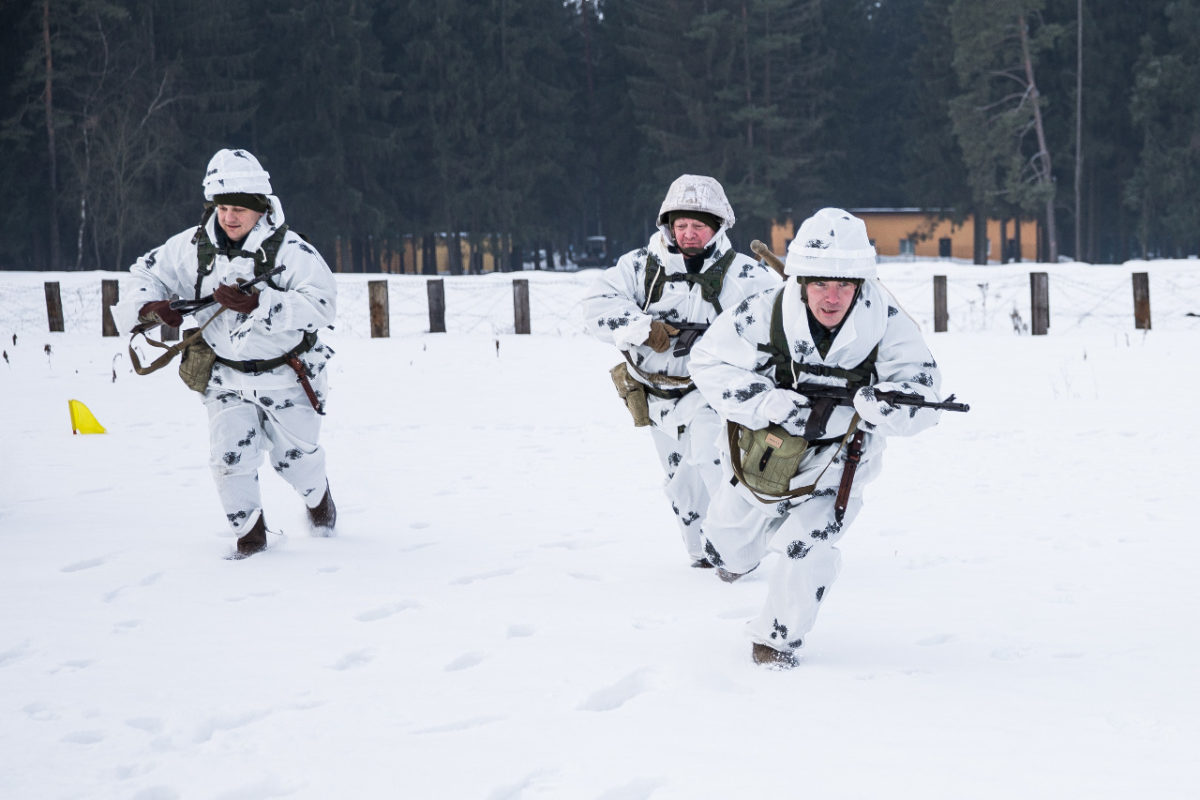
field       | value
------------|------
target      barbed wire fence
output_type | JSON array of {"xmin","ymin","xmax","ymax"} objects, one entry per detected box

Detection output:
[{"xmin": 2, "ymin": 265, "xmax": 1199, "ymax": 341}]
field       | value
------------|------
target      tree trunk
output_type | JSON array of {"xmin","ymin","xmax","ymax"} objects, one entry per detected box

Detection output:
[
  {"xmin": 973, "ymin": 208, "xmax": 988, "ymax": 265},
  {"xmin": 1074, "ymin": 0, "xmax": 1084, "ymax": 262},
  {"xmin": 1019, "ymin": 10, "xmax": 1057, "ymax": 263},
  {"xmin": 42, "ymin": 0, "xmax": 61, "ymax": 269}
]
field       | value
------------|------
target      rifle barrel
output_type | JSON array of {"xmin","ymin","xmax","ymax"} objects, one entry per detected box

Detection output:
[{"xmin": 797, "ymin": 384, "xmax": 970, "ymax": 413}]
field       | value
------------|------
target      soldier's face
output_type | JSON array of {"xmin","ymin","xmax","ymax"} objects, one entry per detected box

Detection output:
[
  {"xmin": 805, "ymin": 279, "xmax": 858, "ymax": 328},
  {"xmin": 216, "ymin": 205, "xmax": 264, "ymax": 241},
  {"xmin": 671, "ymin": 217, "xmax": 716, "ymax": 254}
]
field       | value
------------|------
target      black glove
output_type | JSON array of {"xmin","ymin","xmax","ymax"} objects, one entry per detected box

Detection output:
[
  {"xmin": 137, "ymin": 300, "xmax": 183, "ymax": 328},
  {"xmin": 213, "ymin": 283, "xmax": 260, "ymax": 314}
]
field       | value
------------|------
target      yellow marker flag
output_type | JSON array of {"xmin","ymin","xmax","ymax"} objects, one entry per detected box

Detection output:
[{"xmin": 68, "ymin": 399, "xmax": 107, "ymax": 435}]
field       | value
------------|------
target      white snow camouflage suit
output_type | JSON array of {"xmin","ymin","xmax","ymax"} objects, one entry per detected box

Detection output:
[
  {"xmin": 114, "ymin": 195, "xmax": 337, "ymax": 536},
  {"xmin": 689, "ymin": 278, "xmax": 941, "ymax": 653},
  {"xmin": 583, "ymin": 229, "xmax": 780, "ymax": 561}
]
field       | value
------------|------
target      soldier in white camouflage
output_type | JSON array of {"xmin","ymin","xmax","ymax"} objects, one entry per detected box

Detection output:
[{"xmin": 583, "ymin": 175, "xmax": 780, "ymax": 567}]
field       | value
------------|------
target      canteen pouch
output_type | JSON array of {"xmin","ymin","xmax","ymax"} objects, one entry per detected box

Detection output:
[
  {"xmin": 178, "ymin": 330, "xmax": 217, "ymax": 393},
  {"xmin": 609, "ymin": 362, "xmax": 651, "ymax": 427}
]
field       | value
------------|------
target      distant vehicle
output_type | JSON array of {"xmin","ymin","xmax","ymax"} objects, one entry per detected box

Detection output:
[{"xmin": 574, "ymin": 235, "xmax": 609, "ymax": 268}]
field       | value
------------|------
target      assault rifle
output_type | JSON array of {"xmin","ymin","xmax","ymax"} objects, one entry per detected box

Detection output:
[
  {"xmin": 168, "ymin": 265, "xmax": 286, "ymax": 315},
  {"xmin": 798, "ymin": 383, "xmax": 970, "ymax": 413},
  {"xmin": 793, "ymin": 382, "xmax": 970, "ymax": 439},
  {"xmin": 131, "ymin": 265, "xmax": 286, "ymax": 336},
  {"xmin": 668, "ymin": 322, "xmax": 711, "ymax": 358}
]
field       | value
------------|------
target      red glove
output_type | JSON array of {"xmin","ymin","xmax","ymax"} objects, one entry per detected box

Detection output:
[
  {"xmin": 137, "ymin": 300, "xmax": 183, "ymax": 328},
  {"xmin": 213, "ymin": 283, "xmax": 260, "ymax": 314}
]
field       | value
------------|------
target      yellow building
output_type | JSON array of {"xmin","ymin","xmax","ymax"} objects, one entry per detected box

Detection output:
[{"xmin": 770, "ymin": 209, "xmax": 1041, "ymax": 263}]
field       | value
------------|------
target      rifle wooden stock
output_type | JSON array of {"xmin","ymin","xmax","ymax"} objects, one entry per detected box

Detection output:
[{"xmin": 750, "ymin": 240, "xmax": 786, "ymax": 276}]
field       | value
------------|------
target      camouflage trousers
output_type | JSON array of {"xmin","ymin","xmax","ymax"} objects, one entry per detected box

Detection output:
[
  {"xmin": 203, "ymin": 384, "xmax": 329, "ymax": 533},
  {"xmin": 649, "ymin": 405, "xmax": 724, "ymax": 561},
  {"xmin": 701, "ymin": 482, "xmax": 864, "ymax": 653}
]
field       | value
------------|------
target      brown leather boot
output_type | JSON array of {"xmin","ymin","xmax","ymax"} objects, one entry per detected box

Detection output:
[
  {"xmin": 236, "ymin": 514, "xmax": 268, "ymax": 557},
  {"xmin": 307, "ymin": 483, "xmax": 336, "ymax": 534},
  {"xmin": 752, "ymin": 642, "xmax": 799, "ymax": 670}
]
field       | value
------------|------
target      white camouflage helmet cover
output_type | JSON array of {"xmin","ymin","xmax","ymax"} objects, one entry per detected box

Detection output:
[
  {"xmin": 202, "ymin": 148, "xmax": 273, "ymax": 200},
  {"xmin": 785, "ymin": 207, "xmax": 878, "ymax": 279},
  {"xmin": 656, "ymin": 174, "xmax": 736, "ymax": 233}
]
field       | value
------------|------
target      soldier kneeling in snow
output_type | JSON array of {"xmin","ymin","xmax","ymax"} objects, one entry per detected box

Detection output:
[
  {"xmin": 690, "ymin": 208, "xmax": 945, "ymax": 668},
  {"xmin": 115, "ymin": 149, "xmax": 338, "ymax": 558}
]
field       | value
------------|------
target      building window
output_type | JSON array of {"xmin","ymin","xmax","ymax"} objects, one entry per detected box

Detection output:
[
  {"xmin": 938, "ymin": 237, "xmax": 951, "ymax": 258},
  {"xmin": 899, "ymin": 238, "xmax": 916, "ymax": 257}
]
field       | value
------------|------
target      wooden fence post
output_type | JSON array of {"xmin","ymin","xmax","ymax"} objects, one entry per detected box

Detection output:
[
  {"xmin": 513, "ymin": 279, "xmax": 531, "ymax": 334},
  {"xmin": 933, "ymin": 275, "xmax": 948, "ymax": 332},
  {"xmin": 368, "ymin": 280, "xmax": 390, "ymax": 338},
  {"xmin": 427, "ymin": 278, "xmax": 446, "ymax": 333},
  {"xmin": 1030, "ymin": 272, "xmax": 1049, "ymax": 336},
  {"xmin": 1132, "ymin": 272, "xmax": 1151, "ymax": 330},
  {"xmin": 44, "ymin": 281, "xmax": 64, "ymax": 332},
  {"xmin": 101, "ymin": 279, "xmax": 120, "ymax": 337}
]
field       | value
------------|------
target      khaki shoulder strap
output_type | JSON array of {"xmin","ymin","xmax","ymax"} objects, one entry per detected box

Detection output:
[{"xmin": 128, "ymin": 308, "xmax": 227, "ymax": 376}]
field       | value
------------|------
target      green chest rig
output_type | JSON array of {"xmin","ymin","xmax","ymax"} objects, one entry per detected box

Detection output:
[
  {"xmin": 727, "ymin": 289, "xmax": 879, "ymax": 506},
  {"xmin": 756, "ymin": 289, "xmax": 878, "ymax": 392},
  {"xmin": 642, "ymin": 247, "xmax": 736, "ymax": 315},
  {"xmin": 190, "ymin": 206, "xmax": 290, "ymax": 300}
]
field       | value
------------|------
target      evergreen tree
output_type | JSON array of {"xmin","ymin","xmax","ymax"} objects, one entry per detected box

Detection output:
[
  {"xmin": 1127, "ymin": 0, "xmax": 1200, "ymax": 258},
  {"xmin": 615, "ymin": 0, "xmax": 830, "ymax": 247},
  {"xmin": 949, "ymin": 0, "xmax": 1065, "ymax": 262},
  {"xmin": 901, "ymin": 0, "xmax": 974, "ymax": 227}
]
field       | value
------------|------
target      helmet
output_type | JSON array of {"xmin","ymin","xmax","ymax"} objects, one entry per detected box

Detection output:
[
  {"xmin": 784, "ymin": 208, "xmax": 877, "ymax": 279},
  {"xmin": 202, "ymin": 149, "xmax": 273, "ymax": 200},
  {"xmin": 656, "ymin": 174, "xmax": 736, "ymax": 233}
]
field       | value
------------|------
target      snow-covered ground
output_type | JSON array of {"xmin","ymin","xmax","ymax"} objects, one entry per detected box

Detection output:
[{"xmin": 2, "ymin": 260, "xmax": 1198, "ymax": 799}]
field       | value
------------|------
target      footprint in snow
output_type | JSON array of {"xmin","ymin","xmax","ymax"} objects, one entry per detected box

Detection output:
[
  {"xmin": 444, "ymin": 652, "xmax": 484, "ymax": 672},
  {"xmin": 126, "ymin": 717, "xmax": 164, "ymax": 735},
  {"xmin": 916, "ymin": 633, "xmax": 956, "ymax": 646},
  {"xmin": 595, "ymin": 777, "xmax": 668, "ymax": 800},
  {"xmin": 192, "ymin": 709, "xmax": 272, "ymax": 744},
  {"xmin": 412, "ymin": 715, "xmax": 504, "ymax": 735},
  {"xmin": 451, "ymin": 568, "xmax": 516, "ymax": 586},
  {"xmin": 355, "ymin": 600, "xmax": 419, "ymax": 621},
  {"xmin": 24, "ymin": 701, "xmax": 58, "ymax": 721},
  {"xmin": 506, "ymin": 624, "xmax": 535, "ymax": 638},
  {"xmin": 578, "ymin": 669, "xmax": 653, "ymax": 712},
  {"xmin": 0, "ymin": 641, "xmax": 30, "ymax": 667},
  {"xmin": 63, "ymin": 730, "xmax": 105, "ymax": 744},
  {"xmin": 331, "ymin": 649, "xmax": 374, "ymax": 671},
  {"xmin": 61, "ymin": 557, "xmax": 105, "ymax": 573}
]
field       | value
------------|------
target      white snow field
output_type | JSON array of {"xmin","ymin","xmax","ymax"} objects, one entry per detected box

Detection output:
[{"xmin": 1, "ymin": 259, "xmax": 1198, "ymax": 799}]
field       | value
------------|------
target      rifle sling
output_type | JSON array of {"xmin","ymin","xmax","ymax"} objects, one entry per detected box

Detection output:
[
  {"xmin": 128, "ymin": 308, "xmax": 228, "ymax": 376},
  {"xmin": 622, "ymin": 350, "xmax": 696, "ymax": 395}
]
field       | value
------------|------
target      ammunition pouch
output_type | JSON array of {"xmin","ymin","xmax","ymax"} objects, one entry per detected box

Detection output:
[
  {"xmin": 178, "ymin": 331, "xmax": 217, "ymax": 393},
  {"xmin": 609, "ymin": 362, "xmax": 651, "ymax": 427},
  {"xmin": 728, "ymin": 417, "xmax": 860, "ymax": 504},
  {"xmin": 730, "ymin": 423, "xmax": 810, "ymax": 497}
]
